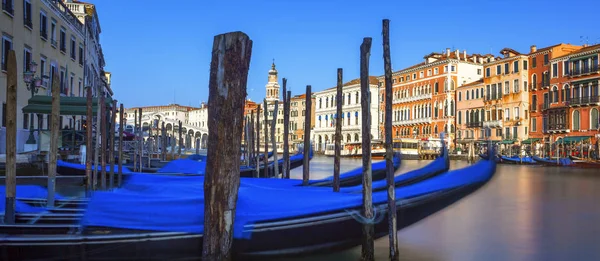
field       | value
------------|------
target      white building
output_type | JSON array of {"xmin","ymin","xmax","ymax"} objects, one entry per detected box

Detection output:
[{"xmin": 312, "ymin": 76, "xmax": 381, "ymax": 152}]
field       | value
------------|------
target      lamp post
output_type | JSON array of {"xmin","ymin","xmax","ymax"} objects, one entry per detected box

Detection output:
[{"xmin": 23, "ymin": 61, "xmax": 49, "ymax": 146}]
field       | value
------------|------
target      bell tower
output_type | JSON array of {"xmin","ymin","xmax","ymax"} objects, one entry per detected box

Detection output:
[{"xmin": 265, "ymin": 60, "xmax": 280, "ymax": 102}]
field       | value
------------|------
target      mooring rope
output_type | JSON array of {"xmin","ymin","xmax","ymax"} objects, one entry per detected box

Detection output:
[{"xmin": 344, "ymin": 206, "xmax": 386, "ymax": 225}]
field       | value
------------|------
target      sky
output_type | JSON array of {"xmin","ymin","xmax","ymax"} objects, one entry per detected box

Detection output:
[{"xmin": 93, "ymin": 0, "xmax": 599, "ymax": 108}]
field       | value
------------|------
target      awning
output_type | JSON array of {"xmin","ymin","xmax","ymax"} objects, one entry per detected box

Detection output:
[
  {"xmin": 555, "ymin": 136, "xmax": 591, "ymax": 144},
  {"xmin": 500, "ymin": 140, "xmax": 515, "ymax": 144},
  {"xmin": 522, "ymin": 138, "xmax": 541, "ymax": 144},
  {"xmin": 22, "ymin": 104, "xmax": 100, "ymax": 115}
]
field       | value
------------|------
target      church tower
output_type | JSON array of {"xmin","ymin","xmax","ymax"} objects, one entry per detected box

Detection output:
[{"xmin": 265, "ymin": 61, "xmax": 280, "ymax": 102}]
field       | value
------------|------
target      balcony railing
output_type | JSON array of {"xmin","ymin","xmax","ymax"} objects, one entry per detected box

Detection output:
[
  {"xmin": 394, "ymin": 117, "xmax": 432, "ymax": 126},
  {"xmin": 392, "ymin": 93, "xmax": 432, "ymax": 104},
  {"xmin": 569, "ymin": 66, "xmax": 600, "ymax": 77},
  {"xmin": 483, "ymin": 120, "xmax": 502, "ymax": 128},
  {"xmin": 545, "ymin": 123, "xmax": 569, "ymax": 133},
  {"xmin": 42, "ymin": 0, "xmax": 84, "ymax": 35},
  {"xmin": 569, "ymin": 95, "xmax": 600, "ymax": 106},
  {"xmin": 466, "ymin": 121, "xmax": 483, "ymax": 128}
]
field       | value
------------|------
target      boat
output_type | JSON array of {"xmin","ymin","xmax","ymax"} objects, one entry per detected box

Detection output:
[
  {"xmin": 0, "ymin": 150, "xmax": 497, "ymax": 260},
  {"xmin": 531, "ymin": 156, "xmax": 574, "ymax": 166},
  {"xmin": 499, "ymin": 155, "xmax": 537, "ymax": 165},
  {"xmin": 568, "ymin": 155, "xmax": 600, "ymax": 168}
]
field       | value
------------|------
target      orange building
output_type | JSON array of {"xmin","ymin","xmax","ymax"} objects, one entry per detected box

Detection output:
[
  {"xmin": 527, "ymin": 43, "xmax": 584, "ymax": 152},
  {"xmin": 456, "ymin": 79, "xmax": 485, "ymax": 144},
  {"xmin": 379, "ymin": 48, "xmax": 486, "ymax": 150}
]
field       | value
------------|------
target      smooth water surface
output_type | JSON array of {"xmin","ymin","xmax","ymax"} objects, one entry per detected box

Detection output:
[{"xmin": 278, "ymin": 155, "xmax": 600, "ymax": 261}]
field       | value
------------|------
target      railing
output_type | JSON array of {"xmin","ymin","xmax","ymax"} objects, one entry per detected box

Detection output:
[
  {"xmin": 569, "ymin": 65, "xmax": 600, "ymax": 76},
  {"xmin": 42, "ymin": 0, "xmax": 84, "ymax": 35},
  {"xmin": 392, "ymin": 93, "xmax": 432, "ymax": 104},
  {"xmin": 545, "ymin": 123, "xmax": 568, "ymax": 132},
  {"xmin": 483, "ymin": 120, "xmax": 502, "ymax": 128},
  {"xmin": 569, "ymin": 95, "xmax": 600, "ymax": 106},
  {"xmin": 466, "ymin": 121, "xmax": 483, "ymax": 128},
  {"xmin": 395, "ymin": 117, "xmax": 432, "ymax": 126}
]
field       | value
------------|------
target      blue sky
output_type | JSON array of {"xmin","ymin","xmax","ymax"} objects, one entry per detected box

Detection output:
[{"xmin": 94, "ymin": 0, "xmax": 598, "ymax": 108}]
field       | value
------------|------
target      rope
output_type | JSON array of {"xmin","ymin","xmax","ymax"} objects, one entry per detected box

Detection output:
[{"xmin": 344, "ymin": 206, "xmax": 386, "ymax": 225}]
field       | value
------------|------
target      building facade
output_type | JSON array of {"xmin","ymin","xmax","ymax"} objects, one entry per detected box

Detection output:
[
  {"xmin": 381, "ymin": 48, "xmax": 485, "ymax": 149},
  {"xmin": 312, "ymin": 76, "xmax": 381, "ymax": 152},
  {"xmin": 1, "ymin": 0, "xmax": 107, "ymax": 153},
  {"xmin": 456, "ymin": 79, "xmax": 485, "ymax": 144},
  {"xmin": 481, "ymin": 48, "xmax": 531, "ymax": 145}
]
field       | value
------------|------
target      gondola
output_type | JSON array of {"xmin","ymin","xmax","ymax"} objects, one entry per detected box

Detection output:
[
  {"xmin": 0, "ymin": 151, "xmax": 497, "ymax": 261},
  {"xmin": 499, "ymin": 155, "xmax": 537, "ymax": 165},
  {"xmin": 568, "ymin": 155, "xmax": 600, "ymax": 168},
  {"xmin": 531, "ymin": 156, "xmax": 574, "ymax": 166}
]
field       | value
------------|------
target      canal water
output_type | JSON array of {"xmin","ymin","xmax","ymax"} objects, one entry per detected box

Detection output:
[{"xmin": 276, "ymin": 155, "xmax": 600, "ymax": 261}]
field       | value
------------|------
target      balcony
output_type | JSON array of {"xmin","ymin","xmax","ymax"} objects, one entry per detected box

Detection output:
[
  {"xmin": 42, "ymin": 0, "xmax": 84, "ymax": 35},
  {"xmin": 569, "ymin": 66, "xmax": 600, "ymax": 77},
  {"xmin": 466, "ymin": 121, "xmax": 483, "ymax": 128},
  {"xmin": 483, "ymin": 120, "xmax": 502, "ymax": 128},
  {"xmin": 569, "ymin": 95, "xmax": 600, "ymax": 107},
  {"xmin": 394, "ymin": 117, "xmax": 431, "ymax": 126},
  {"xmin": 545, "ymin": 123, "xmax": 570, "ymax": 133},
  {"xmin": 393, "ymin": 93, "xmax": 432, "ymax": 104}
]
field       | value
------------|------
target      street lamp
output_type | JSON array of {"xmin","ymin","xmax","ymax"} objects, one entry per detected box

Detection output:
[{"xmin": 23, "ymin": 61, "xmax": 49, "ymax": 145}]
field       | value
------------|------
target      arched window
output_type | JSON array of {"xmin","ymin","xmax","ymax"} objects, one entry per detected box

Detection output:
[
  {"xmin": 450, "ymin": 100, "xmax": 455, "ymax": 116},
  {"xmin": 347, "ymin": 134, "xmax": 351, "ymax": 142},
  {"xmin": 354, "ymin": 133, "xmax": 359, "ymax": 142},
  {"xmin": 591, "ymin": 108, "xmax": 599, "ymax": 129},
  {"xmin": 434, "ymin": 102, "xmax": 439, "ymax": 118},
  {"xmin": 552, "ymin": 86, "xmax": 559, "ymax": 103},
  {"xmin": 572, "ymin": 110, "xmax": 580, "ymax": 130},
  {"xmin": 532, "ymin": 74, "xmax": 537, "ymax": 89},
  {"xmin": 434, "ymin": 125, "xmax": 438, "ymax": 134},
  {"xmin": 434, "ymin": 82, "xmax": 439, "ymax": 93},
  {"xmin": 480, "ymin": 109, "xmax": 485, "ymax": 122}
]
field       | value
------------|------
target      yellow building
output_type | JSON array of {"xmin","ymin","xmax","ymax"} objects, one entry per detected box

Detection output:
[
  {"xmin": 1, "ymin": 0, "xmax": 107, "ymax": 153},
  {"xmin": 482, "ymin": 48, "xmax": 531, "ymax": 145}
]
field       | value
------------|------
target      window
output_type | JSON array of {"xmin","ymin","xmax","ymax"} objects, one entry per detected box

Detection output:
[
  {"xmin": 513, "ymin": 126, "xmax": 518, "ymax": 139},
  {"xmin": 1, "ymin": 35, "xmax": 12, "ymax": 71},
  {"xmin": 40, "ymin": 10, "xmax": 47, "ymax": 40},
  {"xmin": 466, "ymin": 90, "xmax": 469, "ymax": 100},
  {"xmin": 591, "ymin": 108, "xmax": 599, "ymax": 129},
  {"xmin": 434, "ymin": 68, "xmax": 438, "ymax": 75},
  {"xmin": 513, "ymin": 60, "xmax": 519, "ymax": 73},
  {"xmin": 504, "ymin": 63, "xmax": 509, "ymax": 74},
  {"xmin": 458, "ymin": 111, "xmax": 462, "ymax": 124},
  {"xmin": 504, "ymin": 81, "xmax": 509, "ymax": 94},
  {"xmin": 39, "ymin": 56, "xmax": 46, "ymax": 86},
  {"xmin": 532, "ymin": 57, "xmax": 537, "ymax": 68},
  {"xmin": 505, "ymin": 108, "xmax": 510, "ymax": 120},
  {"xmin": 514, "ymin": 107, "xmax": 519, "ymax": 119},
  {"xmin": 458, "ymin": 92, "xmax": 462, "ymax": 101},
  {"xmin": 451, "ymin": 65, "xmax": 456, "ymax": 72},
  {"xmin": 59, "ymin": 27, "xmax": 66, "ymax": 52},
  {"xmin": 413, "ymin": 73, "xmax": 416, "ymax": 79},
  {"xmin": 78, "ymin": 44, "xmax": 83, "ymax": 65},
  {"xmin": 419, "ymin": 71, "xmax": 423, "ymax": 78},
  {"xmin": 23, "ymin": 47, "xmax": 31, "ymax": 72},
  {"xmin": 552, "ymin": 86, "xmax": 558, "ymax": 103},
  {"xmin": 70, "ymin": 36, "xmax": 76, "ymax": 60},
  {"xmin": 477, "ymin": 68, "xmax": 482, "ymax": 75},
  {"xmin": 496, "ymin": 65, "xmax": 501, "ymax": 75},
  {"xmin": 572, "ymin": 110, "xmax": 580, "ymax": 130},
  {"xmin": 524, "ymin": 81, "xmax": 528, "ymax": 92},
  {"xmin": 552, "ymin": 63, "xmax": 558, "ymax": 77},
  {"xmin": 523, "ymin": 60, "xmax": 528, "ymax": 70},
  {"xmin": 50, "ymin": 20, "xmax": 57, "ymax": 46},
  {"xmin": 563, "ymin": 61, "xmax": 570, "ymax": 75},
  {"xmin": 485, "ymin": 67, "xmax": 490, "ymax": 77},
  {"xmin": 23, "ymin": 0, "xmax": 32, "ymax": 29},
  {"xmin": 49, "ymin": 63, "xmax": 56, "ymax": 92},
  {"xmin": 544, "ymin": 54, "xmax": 549, "ymax": 65},
  {"xmin": 514, "ymin": 79, "xmax": 519, "ymax": 93},
  {"xmin": 427, "ymin": 69, "xmax": 431, "ymax": 76},
  {"xmin": 2, "ymin": 0, "xmax": 14, "ymax": 16}
]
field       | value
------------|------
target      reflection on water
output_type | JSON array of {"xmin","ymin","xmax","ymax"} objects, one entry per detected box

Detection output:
[{"xmin": 282, "ymin": 155, "xmax": 600, "ymax": 261}]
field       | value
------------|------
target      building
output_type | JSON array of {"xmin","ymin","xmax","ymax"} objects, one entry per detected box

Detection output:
[
  {"xmin": 528, "ymin": 43, "xmax": 584, "ymax": 151},
  {"xmin": 531, "ymin": 44, "xmax": 600, "ymax": 152},
  {"xmin": 456, "ymin": 79, "xmax": 485, "ymax": 145},
  {"xmin": 312, "ymin": 76, "xmax": 381, "ymax": 153},
  {"xmin": 480, "ymin": 48, "xmax": 532, "ymax": 148},
  {"xmin": 288, "ymin": 93, "xmax": 314, "ymax": 152},
  {"xmin": 1, "ymin": 0, "xmax": 107, "ymax": 153},
  {"xmin": 381, "ymin": 48, "xmax": 485, "ymax": 150}
]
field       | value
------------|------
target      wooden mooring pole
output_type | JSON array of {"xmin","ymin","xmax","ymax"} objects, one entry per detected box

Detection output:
[
  {"xmin": 302, "ymin": 85, "xmax": 312, "ymax": 185},
  {"xmin": 109, "ymin": 100, "xmax": 117, "ymax": 189},
  {"xmin": 250, "ymin": 111, "xmax": 255, "ymax": 169},
  {"xmin": 133, "ymin": 110, "xmax": 138, "ymax": 172},
  {"xmin": 178, "ymin": 120, "xmax": 182, "ymax": 159},
  {"xmin": 3, "ymin": 50, "xmax": 17, "ymax": 223},
  {"xmin": 263, "ymin": 99, "xmax": 269, "ymax": 178},
  {"xmin": 85, "ymin": 87, "xmax": 93, "ymax": 195},
  {"xmin": 255, "ymin": 105, "xmax": 261, "ymax": 178},
  {"xmin": 382, "ymin": 18, "xmax": 399, "ymax": 261},
  {"xmin": 100, "ymin": 94, "xmax": 107, "ymax": 189},
  {"xmin": 138, "ymin": 108, "xmax": 143, "ymax": 168},
  {"xmin": 334, "ymin": 68, "xmax": 343, "ymax": 192},
  {"xmin": 282, "ymin": 78, "xmax": 290, "ymax": 179},
  {"xmin": 47, "ymin": 66, "xmax": 60, "ymax": 207},
  {"xmin": 202, "ymin": 31, "xmax": 252, "ymax": 261},
  {"xmin": 161, "ymin": 122, "xmax": 166, "ymax": 161},
  {"xmin": 360, "ymin": 37, "xmax": 374, "ymax": 261},
  {"xmin": 271, "ymin": 102, "xmax": 279, "ymax": 177},
  {"xmin": 118, "ymin": 103, "xmax": 124, "ymax": 187}
]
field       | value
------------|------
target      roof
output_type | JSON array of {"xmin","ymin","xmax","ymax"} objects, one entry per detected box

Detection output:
[
  {"xmin": 552, "ymin": 43, "xmax": 600, "ymax": 60},
  {"xmin": 321, "ymin": 76, "xmax": 380, "ymax": 91},
  {"xmin": 459, "ymin": 79, "xmax": 484, "ymax": 88}
]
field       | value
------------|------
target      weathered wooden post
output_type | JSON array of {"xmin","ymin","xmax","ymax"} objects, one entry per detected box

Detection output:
[
  {"xmin": 85, "ymin": 87, "xmax": 93, "ymax": 194},
  {"xmin": 285, "ymin": 90, "xmax": 291, "ymax": 177},
  {"xmin": 271, "ymin": 102, "xmax": 279, "ymax": 177},
  {"xmin": 202, "ymin": 31, "xmax": 252, "ymax": 261},
  {"xmin": 109, "ymin": 100, "xmax": 117, "ymax": 189},
  {"xmin": 138, "ymin": 108, "xmax": 143, "ymax": 168},
  {"xmin": 133, "ymin": 110, "xmax": 138, "ymax": 172},
  {"xmin": 244, "ymin": 116, "xmax": 249, "ymax": 166},
  {"xmin": 360, "ymin": 37, "xmax": 375, "ymax": 261},
  {"xmin": 118, "ymin": 103, "xmax": 124, "ymax": 187},
  {"xmin": 161, "ymin": 122, "xmax": 166, "ymax": 161},
  {"xmin": 47, "ymin": 65, "xmax": 61, "ymax": 207},
  {"xmin": 3, "ymin": 50, "xmax": 17, "ymax": 223},
  {"xmin": 334, "ymin": 68, "xmax": 343, "ymax": 192},
  {"xmin": 255, "ymin": 106, "xmax": 261, "ymax": 178},
  {"xmin": 282, "ymin": 78, "xmax": 290, "ymax": 179},
  {"xmin": 302, "ymin": 85, "xmax": 312, "ymax": 185},
  {"xmin": 250, "ymin": 112, "xmax": 255, "ymax": 168},
  {"xmin": 263, "ymin": 99, "xmax": 269, "ymax": 178},
  {"xmin": 93, "ymin": 88, "xmax": 102, "ymax": 190},
  {"xmin": 100, "ymin": 94, "xmax": 107, "ymax": 189},
  {"xmin": 178, "ymin": 120, "xmax": 182, "ymax": 159},
  {"xmin": 382, "ymin": 18, "xmax": 399, "ymax": 261}
]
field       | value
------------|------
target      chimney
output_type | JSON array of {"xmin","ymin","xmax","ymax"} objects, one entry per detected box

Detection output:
[
  {"xmin": 583, "ymin": 43, "xmax": 589, "ymax": 48},
  {"xmin": 530, "ymin": 45, "xmax": 537, "ymax": 53},
  {"xmin": 455, "ymin": 50, "xmax": 459, "ymax": 59},
  {"xmin": 446, "ymin": 48, "xmax": 451, "ymax": 57},
  {"xmin": 463, "ymin": 50, "xmax": 467, "ymax": 60}
]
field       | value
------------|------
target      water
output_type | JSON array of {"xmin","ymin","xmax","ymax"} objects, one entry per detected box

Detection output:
[{"xmin": 278, "ymin": 155, "xmax": 600, "ymax": 261}]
